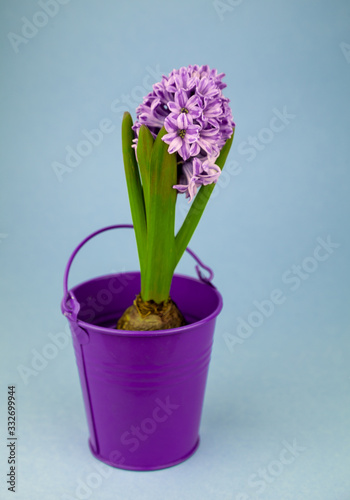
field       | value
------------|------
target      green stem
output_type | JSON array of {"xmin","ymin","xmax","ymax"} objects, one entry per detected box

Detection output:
[{"xmin": 174, "ymin": 129, "xmax": 235, "ymax": 267}]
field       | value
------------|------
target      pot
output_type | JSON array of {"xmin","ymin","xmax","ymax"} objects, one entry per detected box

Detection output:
[{"xmin": 61, "ymin": 225, "xmax": 223, "ymax": 470}]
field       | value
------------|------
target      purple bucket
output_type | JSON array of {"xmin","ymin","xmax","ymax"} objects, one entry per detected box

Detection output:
[{"xmin": 61, "ymin": 225, "xmax": 223, "ymax": 470}]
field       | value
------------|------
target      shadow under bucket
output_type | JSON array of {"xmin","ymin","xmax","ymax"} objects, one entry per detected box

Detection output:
[{"xmin": 61, "ymin": 225, "xmax": 223, "ymax": 471}]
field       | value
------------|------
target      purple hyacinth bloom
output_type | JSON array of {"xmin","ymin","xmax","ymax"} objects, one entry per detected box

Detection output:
[
  {"xmin": 137, "ymin": 96, "xmax": 167, "ymax": 130},
  {"xmin": 132, "ymin": 64, "xmax": 235, "ymax": 201},
  {"xmin": 202, "ymin": 96, "xmax": 223, "ymax": 124},
  {"xmin": 167, "ymin": 90, "xmax": 202, "ymax": 121},
  {"xmin": 153, "ymin": 77, "xmax": 174, "ymax": 104},
  {"xmin": 163, "ymin": 114, "xmax": 200, "ymax": 161},
  {"xmin": 173, "ymin": 157, "xmax": 221, "ymax": 201},
  {"xmin": 196, "ymin": 76, "xmax": 220, "ymax": 100},
  {"xmin": 197, "ymin": 156, "xmax": 221, "ymax": 184},
  {"xmin": 173, "ymin": 161, "xmax": 198, "ymax": 201},
  {"xmin": 167, "ymin": 67, "xmax": 197, "ymax": 93},
  {"xmin": 196, "ymin": 124, "xmax": 220, "ymax": 156}
]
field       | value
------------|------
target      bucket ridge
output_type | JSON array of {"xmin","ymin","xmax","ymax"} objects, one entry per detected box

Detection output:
[{"xmin": 82, "ymin": 342, "xmax": 214, "ymax": 388}]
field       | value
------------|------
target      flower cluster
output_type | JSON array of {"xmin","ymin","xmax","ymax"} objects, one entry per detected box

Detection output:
[{"xmin": 132, "ymin": 65, "xmax": 235, "ymax": 201}]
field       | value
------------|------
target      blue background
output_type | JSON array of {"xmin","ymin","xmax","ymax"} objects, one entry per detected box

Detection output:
[{"xmin": 1, "ymin": 1, "xmax": 349, "ymax": 499}]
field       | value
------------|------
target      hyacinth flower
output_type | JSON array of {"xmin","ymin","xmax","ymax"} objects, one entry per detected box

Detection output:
[{"xmin": 117, "ymin": 65, "xmax": 235, "ymax": 331}]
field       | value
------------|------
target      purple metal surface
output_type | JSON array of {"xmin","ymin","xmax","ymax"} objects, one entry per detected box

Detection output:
[{"xmin": 61, "ymin": 226, "xmax": 223, "ymax": 470}]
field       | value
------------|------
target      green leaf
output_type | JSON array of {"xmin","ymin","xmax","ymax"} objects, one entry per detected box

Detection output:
[
  {"xmin": 141, "ymin": 127, "xmax": 178, "ymax": 303},
  {"xmin": 137, "ymin": 125, "xmax": 154, "ymax": 222},
  {"xmin": 121, "ymin": 112, "xmax": 147, "ymax": 273},
  {"xmin": 174, "ymin": 128, "xmax": 235, "ymax": 267}
]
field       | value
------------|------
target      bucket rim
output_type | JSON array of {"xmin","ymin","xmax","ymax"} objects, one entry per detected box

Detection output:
[{"xmin": 61, "ymin": 271, "xmax": 223, "ymax": 338}]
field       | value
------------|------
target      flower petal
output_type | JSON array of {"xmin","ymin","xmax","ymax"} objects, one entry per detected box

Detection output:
[
  {"xmin": 177, "ymin": 113, "xmax": 192, "ymax": 129},
  {"xmin": 179, "ymin": 141, "xmax": 191, "ymax": 161},
  {"xmin": 173, "ymin": 183, "xmax": 189, "ymax": 193},
  {"xmin": 167, "ymin": 101, "xmax": 179, "ymax": 113},
  {"xmin": 162, "ymin": 131, "xmax": 178, "ymax": 145},
  {"xmin": 164, "ymin": 114, "xmax": 179, "ymax": 132},
  {"xmin": 168, "ymin": 136, "xmax": 183, "ymax": 154},
  {"xmin": 175, "ymin": 89, "xmax": 187, "ymax": 108},
  {"xmin": 190, "ymin": 142, "xmax": 200, "ymax": 156},
  {"xmin": 185, "ymin": 125, "xmax": 200, "ymax": 142}
]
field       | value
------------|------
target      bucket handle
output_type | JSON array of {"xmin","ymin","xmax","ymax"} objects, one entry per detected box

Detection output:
[{"xmin": 63, "ymin": 224, "xmax": 215, "ymax": 319}]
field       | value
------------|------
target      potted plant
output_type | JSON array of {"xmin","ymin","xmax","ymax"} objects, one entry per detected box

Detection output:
[{"xmin": 62, "ymin": 64, "xmax": 235, "ymax": 470}]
